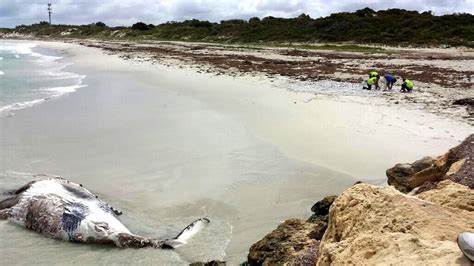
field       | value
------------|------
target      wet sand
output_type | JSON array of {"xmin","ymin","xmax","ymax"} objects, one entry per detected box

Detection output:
[
  {"xmin": 78, "ymin": 40, "xmax": 474, "ymax": 125},
  {"xmin": 0, "ymin": 42, "xmax": 472, "ymax": 264}
]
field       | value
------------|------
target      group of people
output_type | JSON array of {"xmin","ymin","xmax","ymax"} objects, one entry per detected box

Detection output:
[{"xmin": 362, "ymin": 71, "xmax": 414, "ymax": 93}]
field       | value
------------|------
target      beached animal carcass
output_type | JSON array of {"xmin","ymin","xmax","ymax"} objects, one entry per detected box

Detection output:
[{"xmin": 0, "ymin": 178, "xmax": 209, "ymax": 249}]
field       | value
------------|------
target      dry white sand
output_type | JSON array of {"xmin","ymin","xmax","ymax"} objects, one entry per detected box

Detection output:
[{"xmin": 0, "ymin": 41, "xmax": 472, "ymax": 264}]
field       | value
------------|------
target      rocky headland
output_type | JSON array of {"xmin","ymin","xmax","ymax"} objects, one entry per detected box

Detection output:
[{"xmin": 245, "ymin": 134, "xmax": 474, "ymax": 265}]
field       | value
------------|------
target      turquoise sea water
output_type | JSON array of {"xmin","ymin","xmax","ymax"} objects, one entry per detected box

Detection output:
[{"xmin": 0, "ymin": 41, "xmax": 85, "ymax": 116}]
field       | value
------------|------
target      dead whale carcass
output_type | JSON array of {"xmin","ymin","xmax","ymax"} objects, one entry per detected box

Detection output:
[{"xmin": 0, "ymin": 178, "xmax": 209, "ymax": 249}]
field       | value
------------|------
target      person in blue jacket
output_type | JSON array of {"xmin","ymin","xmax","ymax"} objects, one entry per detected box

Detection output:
[{"xmin": 383, "ymin": 74, "xmax": 397, "ymax": 90}]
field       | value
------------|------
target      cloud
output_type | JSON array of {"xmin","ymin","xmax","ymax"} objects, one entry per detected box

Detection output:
[{"xmin": 0, "ymin": 0, "xmax": 472, "ymax": 27}]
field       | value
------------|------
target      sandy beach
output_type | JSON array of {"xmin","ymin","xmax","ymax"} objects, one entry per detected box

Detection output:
[
  {"xmin": 0, "ymin": 41, "xmax": 472, "ymax": 264},
  {"xmin": 78, "ymin": 40, "xmax": 474, "ymax": 125}
]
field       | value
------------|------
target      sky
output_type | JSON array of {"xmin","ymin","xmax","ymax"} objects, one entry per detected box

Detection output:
[{"xmin": 0, "ymin": 0, "xmax": 473, "ymax": 28}]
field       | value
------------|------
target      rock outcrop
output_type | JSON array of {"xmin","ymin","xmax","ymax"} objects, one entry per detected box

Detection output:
[
  {"xmin": 318, "ymin": 183, "xmax": 474, "ymax": 265},
  {"xmin": 387, "ymin": 134, "xmax": 473, "ymax": 192},
  {"xmin": 247, "ymin": 219, "xmax": 323, "ymax": 266},
  {"xmin": 246, "ymin": 135, "xmax": 473, "ymax": 265},
  {"xmin": 247, "ymin": 195, "xmax": 337, "ymax": 265}
]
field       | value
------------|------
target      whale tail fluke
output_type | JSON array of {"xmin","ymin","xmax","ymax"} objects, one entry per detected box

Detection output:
[{"xmin": 161, "ymin": 217, "xmax": 210, "ymax": 249}]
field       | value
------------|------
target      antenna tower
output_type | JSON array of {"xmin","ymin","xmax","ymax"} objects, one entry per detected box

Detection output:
[{"xmin": 47, "ymin": 3, "xmax": 52, "ymax": 25}]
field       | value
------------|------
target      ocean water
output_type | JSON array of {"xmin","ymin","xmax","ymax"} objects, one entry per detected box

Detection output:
[{"xmin": 0, "ymin": 41, "xmax": 85, "ymax": 116}]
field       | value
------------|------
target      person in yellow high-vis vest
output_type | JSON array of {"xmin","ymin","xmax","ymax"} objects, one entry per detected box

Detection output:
[
  {"xmin": 400, "ymin": 78, "xmax": 414, "ymax": 93},
  {"xmin": 362, "ymin": 76, "xmax": 379, "ymax": 90}
]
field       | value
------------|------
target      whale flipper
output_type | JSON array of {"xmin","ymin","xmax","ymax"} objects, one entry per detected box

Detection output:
[{"xmin": 162, "ymin": 218, "xmax": 211, "ymax": 249}]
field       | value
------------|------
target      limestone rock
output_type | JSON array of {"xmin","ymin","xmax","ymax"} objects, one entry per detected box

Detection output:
[
  {"xmin": 417, "ymin": 180, "xmax": 474, "ymax": 212},
  {"xmin": 317, "ymin": 183, "xmax": 474, "ymax": 265},
  {"xmin": 247, "ymin": 219, "xmax": 322, "ymax": 266},
  {"xmin": 387, "ymin": 134, "xmax": 473, "ymax": 192},
  {"xmin": 446, "ymin": 158, "xmax": 466, "ymax": 177}
]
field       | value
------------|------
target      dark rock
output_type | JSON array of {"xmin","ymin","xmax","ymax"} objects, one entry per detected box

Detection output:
[
  {"xmin": 247, "ymin": 219, "xmax": 321, "ymax": 266},
  {"xmin": 189, "ymin": 260, "xmax": 226, "ymax": 266},
  {"xmin": 411, "ymin": 156, "xmax": 436, "ymax": 171},
  {"xmin": 307, "ymin": 213, "xmax": 328, "ymax": 225},
  {"xmin": 446, "ymin": 134, "xmax": 474, "ymax": 188},
  {"xmin": 387, "ymin": 134, "xmax": 473, "ymax": 193},
  {"xmin": 387, "ymin": 155, "xmax": 448, "ymax": 193},
  {"xmin": 309, "ymin": 195, "xmax": 337, "ymax": 218}
]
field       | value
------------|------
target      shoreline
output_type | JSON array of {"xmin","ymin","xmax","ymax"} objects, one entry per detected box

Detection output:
[
  {"xmin": 0, "ymin": 40, "xmax": 473, "ymax": 264},
  {"xmin": 3, "ymin": 37, "xmax": 474, "ymax": 124},
  {"xmin": 77, "ymin": 38, "xmax": 474, "ymax": 125},
  {"xmin": 0, "ymin": 40, "xmax": 86, "ymax": 117}
]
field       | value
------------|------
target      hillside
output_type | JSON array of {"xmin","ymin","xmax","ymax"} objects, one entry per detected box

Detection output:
[{"xmin": 1, "ymin": 8, "xmax": 473, "ymax": 47}]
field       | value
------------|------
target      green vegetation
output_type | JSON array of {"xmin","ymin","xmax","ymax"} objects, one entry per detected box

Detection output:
[{"xmin": 1, "ymin": 8, "xmax": 473, "ymax": 47}]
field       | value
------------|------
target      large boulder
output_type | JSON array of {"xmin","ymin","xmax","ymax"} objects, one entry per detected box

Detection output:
[
  {"xmin": 387, "ymin": 134, "xmax": 473, "ymax": 192},
  {"xmin": 247, "ymin": 219, "xmax": 323, "ymax": 265},
  {"xmin": 318, "ymin": 183, "xmax": 474, "ymax": 265}
]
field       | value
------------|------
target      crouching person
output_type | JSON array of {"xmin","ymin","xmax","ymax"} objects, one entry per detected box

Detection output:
[
  {"xmin": 400, "ymin": 78, "xmax": 414, "ymax": 93},
  {"xmin": 383, "ymin": 74, "xmax": 397, "ymax": 90},
  {"xmin": 363, "ymin": 76, "xmax": 379, "ymax": 90}
]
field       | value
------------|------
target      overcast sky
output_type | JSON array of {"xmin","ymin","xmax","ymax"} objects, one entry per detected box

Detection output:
[{"xmin": 1, "ymin": 0, "xmax": 473, "ymax": 28}]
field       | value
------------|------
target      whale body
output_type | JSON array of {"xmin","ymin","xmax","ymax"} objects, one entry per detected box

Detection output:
[{"xmin": 0, "ymin": 178, "xmax": 209, "ymax": 248}]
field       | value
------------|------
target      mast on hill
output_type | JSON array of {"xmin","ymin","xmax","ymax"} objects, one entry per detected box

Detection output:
[{"xmin": 47, "ymin": 3, "xmax": 52, "ymax": 25}]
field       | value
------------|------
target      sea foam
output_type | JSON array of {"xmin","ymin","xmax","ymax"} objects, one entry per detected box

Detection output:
[
  {"xmin": 0, "ymin": 41, "xmax": 86, "ymax": 116},
  {"xmin": 0, "ymin": 99, "xmax": 45, "ymax": 113},
  {"xmin": 0, "ymin": 42, "xmax": 61, "ymax": 63},
  {"xmin": 0, "ymin": 83, "xmax": 87, "ymax": 115},
  {"xmin": 42, "ymin": 84, "xmax": 87, "ymax": 96}
]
